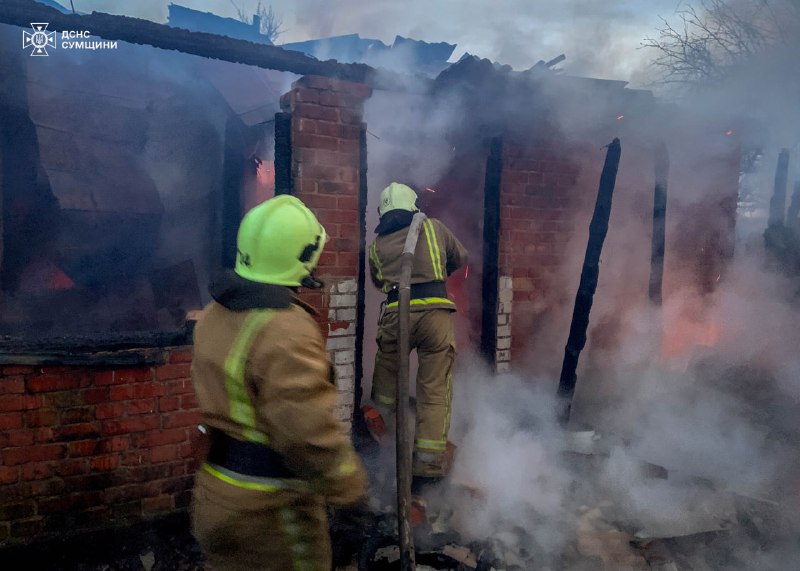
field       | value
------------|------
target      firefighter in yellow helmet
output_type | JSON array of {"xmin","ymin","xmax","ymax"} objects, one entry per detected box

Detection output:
[
  {"xmin": 368, "ymin": 183, "xmax": 468, "ymax": 508},
  {"xmin": 190, "ymin": 195, "xmax": 367, "ymax": 571}
]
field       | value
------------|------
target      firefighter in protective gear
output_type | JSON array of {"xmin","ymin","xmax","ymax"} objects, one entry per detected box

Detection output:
[
  {"xmin": 368, "ymin": 183, "xmax": 468, "ymax": 495},
  {"xmin": 191, "ymin": 195, "xmax": 367, "ymax": 571}
]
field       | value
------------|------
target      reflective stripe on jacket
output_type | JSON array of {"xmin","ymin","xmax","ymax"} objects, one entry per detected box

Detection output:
[
  {"xmin": 192, "ymin": 290, "xmax": 366, "ymax": 506},
  {"xmin": 368, "ymin": 217, "xmax": 468, "ymax": 312}
]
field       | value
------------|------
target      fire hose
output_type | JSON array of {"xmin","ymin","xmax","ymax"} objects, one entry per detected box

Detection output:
[{"xmin": 396, "ymin": 212, "xmax": 427, "ymax": 571}]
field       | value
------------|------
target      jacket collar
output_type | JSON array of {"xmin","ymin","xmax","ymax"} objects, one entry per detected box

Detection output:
[
  {"xmin": 209, "ymin": 270, "xmax": 315, "ymax": 314},
  {"xmin": 375, "ymin": 209, "xmax": 416, "ymax": 235}
]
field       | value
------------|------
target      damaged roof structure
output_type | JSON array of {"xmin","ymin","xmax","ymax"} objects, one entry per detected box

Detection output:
[{"xmin": 1, "ymin": 0, "xmax": 798, "ymax": 569}]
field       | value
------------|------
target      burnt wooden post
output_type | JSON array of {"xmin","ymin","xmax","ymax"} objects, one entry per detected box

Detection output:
[
  {"xmin": 273, "ymin": 112, "xmax": 293, "ymax": 196},
  {"xmin": 787, "ymin": 182, "xmax": 800, "ymax": 228},
  {"xmin": 768, "ymin": 149, "xmax": 790, "ymax": 227},
  {"xmin": 557, "ymin": 139, "xmax": 622, "ymax": 426},
  {"xmin": 648, "ymin": 142, "xmax": 669, "ymax": 305},
  {"xmin": 480, "ymin": 137, "xmax": 503, "ymax": 367}
]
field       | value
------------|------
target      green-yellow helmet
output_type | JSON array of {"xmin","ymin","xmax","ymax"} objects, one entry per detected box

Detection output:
[
  {"xmin": 235, "ymin": 195, "xmax": 327, "ymax": 287},
  {"xmin": 378, "ymin": 182, "xmax": 418, "ymax": 217}
]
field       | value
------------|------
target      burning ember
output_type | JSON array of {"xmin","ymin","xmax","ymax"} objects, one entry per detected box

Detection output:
[
  {"xmin": 725, "ymin": 129, "xmax": 734, "ymax": 136},
  {"xmin": 426, "ymin": 187, "xmax": 437, "ymax": 193},
  {"xmin": 616, "ymin": 114, "xmax": 625, "ymax": 120}
]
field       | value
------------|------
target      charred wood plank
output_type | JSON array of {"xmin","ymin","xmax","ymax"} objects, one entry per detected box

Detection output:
[
  {"xmin": 768, "ymin": 149, "xmax": 790, "ymax": 227},
  {"xmin": 648, "ymin": 142, "xmax": 669, "ymax": 305},
  {"xmin": 557, "ymin": 139, "xmax": 622, "ymax": 425},
  {"xmin": 0, "ymin": 0, "xmax": 385, "ymax": 85}
]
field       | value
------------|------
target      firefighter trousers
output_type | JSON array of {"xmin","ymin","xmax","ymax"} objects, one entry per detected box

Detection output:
[
  {"xmin": 191, "ymin": 466, "xmax": 330, "ymax": 571},
  {"xmin": 371, "ymin": 308, "xmax": 456, "ymax": 477}
]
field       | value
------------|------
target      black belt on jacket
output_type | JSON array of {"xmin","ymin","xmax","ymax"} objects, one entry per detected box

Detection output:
[
  {"xmin": 207, "ymin": 428, "xmax": 295, "ymax": 479},
  {"xmin": 386, "ymin": 281, "xmax": 447, "ymax": 304}
]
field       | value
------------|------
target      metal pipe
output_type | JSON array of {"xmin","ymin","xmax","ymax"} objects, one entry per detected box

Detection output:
[
  {"xmin": 557, "ymin": 139, "xmax": 622, "ymax": 426},
  {"xmin": 396, "ymin": 212, "xmax": 426, "ymax": 571}
]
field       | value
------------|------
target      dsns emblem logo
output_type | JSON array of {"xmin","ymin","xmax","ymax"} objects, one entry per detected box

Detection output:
[{"xmin": 23, "ymin": 23, "xmax": 56, "ymax": 56}]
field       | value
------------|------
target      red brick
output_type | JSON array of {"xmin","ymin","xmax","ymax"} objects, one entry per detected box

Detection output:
[
  {"xmin": 56, "ymin": 459, "xmax": 88, "ymax": 477},
  {"xmin": 69, "ymin": 440, "xmax": 99, "ymax": 457},
  {"xmin": 150, "ymin": 445, "xmax": 178, "ymax": 463},
  {"xmin": 102, "ymin": 416, "xmax": 160, "ymax": 435},
  {"xmin": 2, "ymin": 444, "xmax": 66, "ymax": 466},
  {"xmin": 336, "ymin": 196, "xmax": 358, "ymax": 210},
  {"xmin": 95, "ymin": 402, "xmax": 125, "ymax": 419},
  {"xmin": 30, "ymin": 478, "xmax": 65, "ymax": 496},
  {"xmin": 180, "ymin": 393, "xmax": 198, "ymax": 410},
  {"xmin": 121, "ymin": 451, "xmax": 149, "ymax": 466},
  {"xmin": 90, "ymin": 456, "xmax": 119, "ymax": 471},
  {"xmin": 134, "ymin": 383, "xmax": 166, "ymax": 398},
  {"xmin": 293, "ymin": 132, "xmax": 340, "ymax": 152},
  {"xmin": 109, "ymin": 385, "xmax": 135, "ymax": 401},
  {"xmin": 0, "ymin": 501, "xmax": 35, "ymax": 520},
  {"xmin": 168, "ymin": 349, "xmax": 193, "ymax": 364},
  {"xmin": 293, "ymin": 87, "xmax": 320, "ymax": 104},
  {"xmin": 338, "ymin": 108, "xmax": 363, "ymax": 124},
  {"xmin": 105, "ymin": 483, "xmax": 149, "ymax": 503},
  {"xmin": 3, "ymin": 366, "xmax": 33, "ymax": 375},
  {"xmin": 98, "ymin": 436, "xmax": 130, "ymax": 453},
  {"xmin": 0, "ymin": 395, "xmax": 41, "ymax": 412},
  {"xmin": 162, "ymin": 411, "xmax": 201, "ymax": 429},
  {"xmin": 319, "ymin": 90, "xmax": 365, "ymax": 108},
  {"xmin": 295, "ymin": 118, "xmax": 317, "ymax": 134},
  {"xmin": 0, "ymin": 377, "xmax": 25, "ymax": 395},
  {"xmin": 318, "ymin": 180, "xmax": 357, "ymax": 194},
  {"xmin": 80, "ymin": 388, "xmax": 109, "ymax": 405},
  {"xmin": 0, "ymin": 412, "xmax": 24, "ymax": 430},
  {"xmin": 127, "ymin": 398, "xmax": 156, "ymax": 415},
  {"xmin": 27, "ymin": 374, "xmax": 83, "ymax": 393},
  {"xmin": 93, "ymin": 370, "xmax": 116, "ymax": 385},
  {"xmin": 115, "ymin": 368, "xmax": 153, "ymax": 383},
  {"xmin": 132, "ymin": 428, "xmax": 187, "ymax": 448},
  {"xmin": 0, "ymin": 430, "xmax": 35, "ymax": 448},
  {"xmin": 21, "ymin": 462, "xmax": 54, "ymax": 481},
  {"xmin": 156, "ymin": 364, "xmax": 191, "ymax": 381},
  {"xmin": 293, "ymin": 103, "xmax": 339, "ymax": 122},
  {"xmin": 58, "ymin": 422, "xmax": 100, "ymax": 440},
  {"xmin": 158, "ymin": 396, "xmax": 179, "ymax": 412},
  {"xmin": 165, "ymin": 379, "xmax": 194, "ymax": 395},
  {"xmin": 60, "ymin": 407, "xmax": 94, "ymax": 424},
  {"xmin": 0, "ymin": 466, "xmax": 19, "ymax": 485},
  {"xmin": 142, "ymin": 495, "xmax": 173, "ymax": 514},
  {"xmin": 338, "ymin": 138, "xmax": 359, "ymax": 153},
  {"xmin": 332, "ymin": 79, "xmax": 372, "ymax": 98}
]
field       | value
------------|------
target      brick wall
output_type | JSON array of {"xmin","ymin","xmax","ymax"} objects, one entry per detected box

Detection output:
[
  {"xmin": 499, "ymin": 141, "xmax": 583, "ymax": 364},
  {"xmin": 496, "ymin": 276, "xmax": 513, "ymax": 372},
  {"xmin": 280, "ymin": 75, "xmax": 372, "ymax": 426},
  {"xmin": 0, "ymin": 348, "xmax": 204, "ymax": 547}
]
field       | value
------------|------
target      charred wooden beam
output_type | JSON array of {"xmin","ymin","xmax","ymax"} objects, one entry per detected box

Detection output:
[
  {"xmin": 480, "ymin": 137, "xmax": 503, "ymax": 367},
  {"xmin": 557, "ymin": 139, "xmax": 622, "ymax": 426},
  {"xmin": 648, "ymin": 142, "xmax": 669, "ymax": 305},
  {"xmin": 0, "ymin": 0, "xmax": 397, "ymax": 87},
  {"xmin": 768, "ymin": 149, "xmax": 790, "ymax": 227}
]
